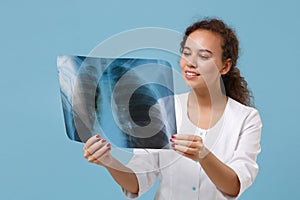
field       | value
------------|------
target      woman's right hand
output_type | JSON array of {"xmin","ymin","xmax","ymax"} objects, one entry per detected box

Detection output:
[
  {"xmin": 83, "ymin": 134, "xmax": 139, "ymax": 194},
  {"xmin": 83, "ymin": 134, "xmax": 112, "ymax": 167}
]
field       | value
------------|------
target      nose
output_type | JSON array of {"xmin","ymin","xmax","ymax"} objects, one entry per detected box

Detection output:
[
  {"xmin": 186, "ymin": 62, "xmax": 196, "ymax": 69},
  {"xmin": 185, "ymin": 56, "xmax": 197, "ymax": 68}
]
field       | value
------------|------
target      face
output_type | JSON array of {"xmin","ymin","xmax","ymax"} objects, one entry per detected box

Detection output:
[{"xmin": 180, "ymin": 30, "xmax": 231, "ymax": 90}]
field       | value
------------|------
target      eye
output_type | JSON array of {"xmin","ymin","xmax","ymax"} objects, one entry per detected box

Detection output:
[
  {"xmin": 183, "ymin": 52, "xmax": 191, "ymax": 56},
  {"xmin": 182, "ymin": 47, "xmax": 191, "ymax": 57},
  {"xmin": 199, "ymin": 54, "xmax": 210, "ymax": 60}
]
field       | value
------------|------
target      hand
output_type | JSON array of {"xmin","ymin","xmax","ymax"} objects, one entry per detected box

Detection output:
[
  {"xmin": 83, "ymin": 134, "xmax": 112, "ymax": 166},
  {"xmin": 170, "ymin": 134, "xmax": 210, "ymax": 162}
]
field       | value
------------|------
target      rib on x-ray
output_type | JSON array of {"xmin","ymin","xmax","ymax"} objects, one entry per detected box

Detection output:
[{"xmin": 57, "ymin": 55, "xmax": 176, "ymax": 149}]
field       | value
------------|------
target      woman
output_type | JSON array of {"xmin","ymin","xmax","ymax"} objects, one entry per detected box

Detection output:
[{"xmin": 83, "ymin": 18, "xmax": 262, "ymax": 199}]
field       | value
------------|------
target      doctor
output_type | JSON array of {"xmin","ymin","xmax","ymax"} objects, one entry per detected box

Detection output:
[{"xmin": 83, "ymin": 18, "xmax": 262, "ymax": 199}]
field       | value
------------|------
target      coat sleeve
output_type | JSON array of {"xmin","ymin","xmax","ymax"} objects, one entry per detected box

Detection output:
[
  {"xmin": 226, "ymin": 108, "xmax": 262, "ymax": 198},
  {"xmin": 122, "ymin": 149, "xmax": 160, "ymax": 199}
]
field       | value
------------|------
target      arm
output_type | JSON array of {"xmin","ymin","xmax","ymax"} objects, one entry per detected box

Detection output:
[
  {"xmin": 83, "ymin": 135, "xmax": 138, "ymax": 194},
  {"xmin": 105, "ymin": 158, "xmax": 139, "ymax": 194},
  {"xmin": 199, "ymin": 152, "xmax": 240, "ymax": 196},
  {"xmin": 171, "ymin": 135, "xmax": 240, "ymax": 197},
  {"xmin": 171, "ymin": 109, "xmax": 262, "ymax": 197}
]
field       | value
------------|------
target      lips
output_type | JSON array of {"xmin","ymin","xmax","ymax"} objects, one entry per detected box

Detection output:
[{"xmin": 185, "ymin": 70, "xmax": 200, "ymax": 77}]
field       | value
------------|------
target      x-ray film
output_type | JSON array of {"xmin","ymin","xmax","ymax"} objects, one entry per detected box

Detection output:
[{"xmin": 57, "ymin": 55, "xmax": 177, "ymax": 149}]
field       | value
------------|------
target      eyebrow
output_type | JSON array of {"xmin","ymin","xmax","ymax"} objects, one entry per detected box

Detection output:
[{"xmin": 183, "ymin": 46, "xmax": 213, "ymax": 55}]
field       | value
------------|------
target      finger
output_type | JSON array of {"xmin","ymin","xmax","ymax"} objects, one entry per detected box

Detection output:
[
  {"xmin": 88, "ymin": 143, "xmax": 111, "ymax": 162},
  {"xmin": 88, "ymin": 143, "xmax": 110, "ymax": 162},
  {"xmin": 173, "ymin": 144, "xmax": 199, "ymax": 155},
  {"xmin": 171, "ymin": 139, "xmax": 201, "ymax": 148},
  {"xmin": 174, "ymin": 149, "xmax": 195, "ymax": 160},
  {"xmin": 87, "ymin": 139, "xmax": 107, "ymax": 155},
  {"xmin": 84, "ymin": 149, "xmax": 90, "ymax": 158},
  {"xmin": 172, "ymin": 144, "xmax": 189, "ymax": 153},
  {"xmin": 172, "ymin": 134, "xmax": 202, "ymax": 142},
  {"xmin": 84, "ymin": 146, "xmax": 93, "ymax": 158},
  {"xmin": 84, "ymin": 134, "xmax": 101, "ymax": 149},
  {"xmin": 85, "ymin": 140, "xmax": 107, "ymax": 160},
  {"xmin": 91, "ymin": 148, "xmax": 112, "ymax": 165}
]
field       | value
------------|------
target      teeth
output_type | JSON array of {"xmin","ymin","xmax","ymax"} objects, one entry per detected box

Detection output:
[{"xmin": 186, "ymin": 71, "xmax": 198, "ymax": 76}]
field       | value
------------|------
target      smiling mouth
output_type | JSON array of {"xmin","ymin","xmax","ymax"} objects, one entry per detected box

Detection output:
[{"xmin": 185, "ymin": 71, "xmax": 200, "ymax": 77}]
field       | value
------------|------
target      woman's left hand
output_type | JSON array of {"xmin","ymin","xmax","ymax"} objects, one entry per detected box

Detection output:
[{"xmin": 170, "ymin": 134, "xmax": 209, "ymax": 162}]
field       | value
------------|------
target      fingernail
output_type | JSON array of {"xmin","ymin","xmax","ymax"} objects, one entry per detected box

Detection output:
[
  {"xmin": 171, "ymin": 144, "xmax": 175, "ymax": 148},
  {"xmin": 96, "ymin": 135, "xmax": 100, "ymax": 139},
  {"xmin": 170, "ymin": 138, "xmax": 174, "ymax": 142},
  {"xmin": 101, "ymin": 139, "xmax": 106, "ymax": 143},
  {"xmin": 172, "ymin": 135, "xmax": 176, "ymax": 138},
  {"xmin": 106, "ymin": 143, "xmax": 111, "ymax": 147}
]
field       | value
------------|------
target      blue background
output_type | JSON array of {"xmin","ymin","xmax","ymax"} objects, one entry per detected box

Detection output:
[{"xmin": 0, "ymin": 0, "xmax": 299, "ymax": 199}]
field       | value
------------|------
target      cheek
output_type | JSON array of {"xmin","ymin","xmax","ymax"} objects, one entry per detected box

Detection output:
[
  {"xmin": 179, "ymin": 57, "xmax": 187, "ymax": 70},
  {"xmin": 198, "ymin": 61, "xmax": 217, "ymax": 75}
]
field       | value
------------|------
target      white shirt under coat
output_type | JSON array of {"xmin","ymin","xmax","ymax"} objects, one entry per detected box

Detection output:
[{"xmin": 122, "ymin": 92, "xmax": 262, "ymax": 200}]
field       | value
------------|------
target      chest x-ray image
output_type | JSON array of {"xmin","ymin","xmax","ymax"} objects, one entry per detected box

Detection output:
[{"xmin": 57, "ymin": 55, "xmax": 177, "ymax": 149}]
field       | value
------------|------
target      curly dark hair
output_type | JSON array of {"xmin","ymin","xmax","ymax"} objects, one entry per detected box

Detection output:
[{"xmin": 180, "ymin": 18, "xmax": 253, "ymax": 106}]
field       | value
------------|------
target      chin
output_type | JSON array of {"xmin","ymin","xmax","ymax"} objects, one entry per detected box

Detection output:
[
  {"xmin": 184, "ymin": 79, "xmax": 204, "ymax": 89},
  {"xmin": 185, "ymin": 82, "xmax": 201, "ymax": 90}
]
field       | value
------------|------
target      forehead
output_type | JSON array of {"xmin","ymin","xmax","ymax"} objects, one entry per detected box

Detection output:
[{"xmin": 185, "ymin": 30, "xmax": 223, "ymax": 53}]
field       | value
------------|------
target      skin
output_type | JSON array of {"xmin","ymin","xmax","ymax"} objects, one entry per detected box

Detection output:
[
  {"xmin": 83, "ymin": 135, "xmax": 139, "ymax": 194},
  {"xmin": 172, "ymin": 29, "xmax": 240, "ymax": 196},
  {"xmin": 83, "ymin": 29, "xmax": 240, "ymax": 197}
]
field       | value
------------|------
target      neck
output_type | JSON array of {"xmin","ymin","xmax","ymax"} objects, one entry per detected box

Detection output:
[
  {"xmin": 191, "ymin": 85, "xmax": 227, "ymax": 110},
  {"xmin": 187, "ymin": 83, "xmax": 228, "ymax": 130}
]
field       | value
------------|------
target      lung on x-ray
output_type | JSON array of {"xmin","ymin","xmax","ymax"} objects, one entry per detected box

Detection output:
[{"xmin": 57, "ymin": 55, "xmax": 177, "ymax": 149}]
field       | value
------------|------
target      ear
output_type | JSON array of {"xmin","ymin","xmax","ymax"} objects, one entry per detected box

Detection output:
[{"xmin": 220, "ymin": 58, "xmax": 232, "ymax": 75}]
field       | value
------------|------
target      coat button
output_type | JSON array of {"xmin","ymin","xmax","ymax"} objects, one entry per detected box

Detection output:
[{"xmin": 192, "ymin": 187, "xmax": 196, "ymax": 191}]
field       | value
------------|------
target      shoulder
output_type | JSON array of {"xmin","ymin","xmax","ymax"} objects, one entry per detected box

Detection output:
[
  {"xmin": 227, "ymin": 97, "xmax": 262, "ymax": 127},
  {"xmin": 228, "ymin": 97, "xmax": 259, "ymax": 116}
]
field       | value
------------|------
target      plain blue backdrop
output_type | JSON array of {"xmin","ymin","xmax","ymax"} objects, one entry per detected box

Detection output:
[{"xmin": 0, "ymin": 0, "xmax": 299, "ymax": 199}]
